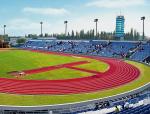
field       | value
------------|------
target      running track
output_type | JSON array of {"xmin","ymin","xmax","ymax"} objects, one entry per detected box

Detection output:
[{"xmin": 0, "ymin": 50, "xmax": 140, "ymax": 95}]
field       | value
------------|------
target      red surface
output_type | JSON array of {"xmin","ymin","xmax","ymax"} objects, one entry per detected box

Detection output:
[
  {"xmin": 23, "ymin": 61, "xmax": 90, "ymax": 74},
  {"xmin": 0, "ymin": 50, "xmax": 140, "ymax": 95}
]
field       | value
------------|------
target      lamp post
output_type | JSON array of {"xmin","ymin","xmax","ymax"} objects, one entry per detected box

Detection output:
[
  {"xmin": 40, "ymin": 22, "xmax": 43, "ymax": 37},
  {"xmin": 4, "ymin": 25, "xmax": 6, "ymax": 36},
  {"xmin": 141, "ymin": 16, "xmax": 145, "ymax": 40},
  {"xmin": 94, "ymin": 19, "xmax": 98, "ymax": 37},
  {"xmin": 64, "ymin": 21, "xmax": 68, "ymax": 36}
]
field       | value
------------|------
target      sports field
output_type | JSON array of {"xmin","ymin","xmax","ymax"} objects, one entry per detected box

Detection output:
[
  {"xmin": 0, "ymin": 49, "xmax": 149, "ymax": 106},
  {"xmin": 0, "ymin": 49, "xmax": 108, "ymax": 79}
]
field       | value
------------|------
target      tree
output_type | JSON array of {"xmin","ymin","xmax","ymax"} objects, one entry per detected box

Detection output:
[
  {"xmin": 136, "ymin": 32, "xmax": 140, "ymax": 40},
  {"xmin": 52, "ymin": 28, "xmax": 141, "ymax": 40},
  {"xmin": 71, "ymin": 30, "xmax": 75, "ymax": 38},
  {"xmin": 17, "ymin": 38, "xmax": 26, "ymax": 45},
  {"xmin": 44, "ymin": 33, "xmax": 49, "ymax": 37},
  {"xmin": 0, "ymin": 35, "xmax": 4, "ymax": 41},
  {"xmin": 76, "ymin": 31, "xmax": 80, "ymax": 39},
  {"xmin": 27, "ymin": 34, "xmax": 38, "ymax": 39},
  {"xmin": 133, "ymin": 30, "xmax": 137, "ymax": 41},
  {"xmin": 67, "ymin": 32, "xmax": 70, "ymax": 39},
  {"xmin": 130, "ymin": 28, "xmax": 134, "ymax": 40},
  {"xmin": 80, "ymin": 30, "xmax": 85, "ymax": 39}
]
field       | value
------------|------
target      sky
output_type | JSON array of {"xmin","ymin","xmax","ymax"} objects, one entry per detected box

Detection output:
[{"xmin": 0, "ymin": 0, "xmax": 150, "ymax": 37}]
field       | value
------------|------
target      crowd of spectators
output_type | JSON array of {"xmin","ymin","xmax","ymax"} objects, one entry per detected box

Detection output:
[{"xmin": 23, "ymin": 40, "xmax": 150, "ymax": 65}]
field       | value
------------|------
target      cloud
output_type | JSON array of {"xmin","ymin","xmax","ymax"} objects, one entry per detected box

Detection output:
[
  {"xmin": 7, "ymin": 18, "xmax": 52, "ymax": 35},
  {"xmin": 23, "ymin": 7, "xmax": 69, "ymax": 16},
  {"xmin": 86, "ymin": 0, "xmax": 145, "ymax": 8},
  {"xmin": 8, "ymin": 19, "xmax": 39, "ymax": 30}
]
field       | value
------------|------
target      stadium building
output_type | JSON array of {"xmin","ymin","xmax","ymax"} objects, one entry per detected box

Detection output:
[{"xmin": 115, "ymin": 15, "xmax": 125, "ymax": 39}]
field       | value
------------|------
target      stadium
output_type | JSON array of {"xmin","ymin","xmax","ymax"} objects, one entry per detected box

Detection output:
[
  {"xmin": 0, "ymin": 0, "xmax": 150, "ymax": 114},
  {"xmin": 0, "ymin": 39, "xmax": 150, "ymax": 114}
]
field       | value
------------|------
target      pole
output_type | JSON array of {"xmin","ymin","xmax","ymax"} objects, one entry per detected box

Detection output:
[
  {"xmin": 64, "ymin": 21, "xmax": 68, "ymax": 36},
  {"xmin": 143, "ymin": 19, "xmax": 144, "ymax": 40},
  {"xmin": 65, "ymin": 23, "xmax": 67, "ymax": 36},
  {"xmin": 4, "ymin": 25, "xmax": 6, "ymax": 36},
  {"xmin": 141, "ymin": 16, "xmax": 145, "ymax": 40},
  {"xmin": 94, "ymin": 19, "xmax": 98, "ymax": 37},
  {"xmin": 40, "ymin": 22, "xmax": 43, "ymax": 36},
  {"xmin": 4, "ymin": 26, "xmax": 5, "ymax": 36},
  {"xmin": 96, "ymin": 21, "xmax": 97, "ymax": 37}
]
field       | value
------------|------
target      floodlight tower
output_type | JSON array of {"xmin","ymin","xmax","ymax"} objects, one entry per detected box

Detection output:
[
  {"xmin": 64, "ymin": 21, "xmax": 68, "ymax": 36},
  {"xmin": 94, "ymin": 19, "xmax": 98, "ymax": 37},
  {"xmin": 4, "ymin": 25, "xmax": 6, "ymax": 36},
  {"xmin": 40, "ymin": 21, "xmax": 43, "ymax": 36},
  {"xmin": 141, "ymin": 16, "xmax": 145, "ymax": 40}
]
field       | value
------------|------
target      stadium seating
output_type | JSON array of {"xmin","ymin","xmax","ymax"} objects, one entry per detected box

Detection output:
[
  {"xmin": 108, "ymin": 104, "xmax": 150, "ymax": 114},
  {"xmin": 22, "ymin": 40, "xmax": 150, "ymax": 65},
  {"xmin": 130, "ymin": 43, "xmax": 150, "ymax": 62}
]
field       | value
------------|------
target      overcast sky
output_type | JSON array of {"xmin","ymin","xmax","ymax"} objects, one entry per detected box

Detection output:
[{"xmin": 0, "ymin": 0, "xmax": 150, "ymax": 37}]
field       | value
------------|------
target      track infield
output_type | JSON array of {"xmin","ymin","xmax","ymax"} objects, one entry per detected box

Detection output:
[{"xmin": 0, "ymin": 49, "xmax": 149, "ymax": 106}]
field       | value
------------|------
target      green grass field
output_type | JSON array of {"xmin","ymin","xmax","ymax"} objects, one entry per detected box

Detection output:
[
  {"xmin": 24, "ymin": 68, "xmax": 93, "ymax": 80},
  {"xmin": 0, "ymin": 49, "xmax": 149, "ymax": 106},
  {"xmin": 0, "ymin": 50, "xmax": 107, "ymax": 80}
]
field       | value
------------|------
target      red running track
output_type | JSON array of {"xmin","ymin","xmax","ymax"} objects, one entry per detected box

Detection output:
[{"xmin": 0, "ymin": 50, "xmax": 140, "ymax": 95}]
